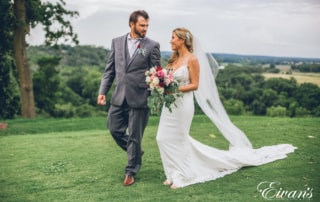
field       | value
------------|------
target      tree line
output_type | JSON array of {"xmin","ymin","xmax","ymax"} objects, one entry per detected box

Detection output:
[
  {"xmin": 1, "ymin": 44, "xmax": 320, "ymax": 119},
  {"xmin": 215, "ymin": 65, "xmax": 320, "ymax": 117},
  {"xmin": 291, "ymin": 64, "xmax": 320, "ymax": 73}
]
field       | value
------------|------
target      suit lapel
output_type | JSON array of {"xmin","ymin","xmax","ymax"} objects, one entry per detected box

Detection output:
[{"xmin": 121, "ymin": 34, "xmax": 130, "ymax": 69}]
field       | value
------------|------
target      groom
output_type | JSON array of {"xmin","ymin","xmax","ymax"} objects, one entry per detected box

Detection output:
[{"xmin": 97, "ymin": 10, "xmax": 161, "ymax": 186}]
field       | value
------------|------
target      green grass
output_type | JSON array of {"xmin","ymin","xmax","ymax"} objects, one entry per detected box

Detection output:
[{"xmin": 0, "ymin": 115, "xmax": 319, "ymax": 202}]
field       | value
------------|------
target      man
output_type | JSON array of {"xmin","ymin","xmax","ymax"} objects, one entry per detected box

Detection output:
[{"xmin": 97, "ymin": 10, "xmax": 161, "ymax": 186}]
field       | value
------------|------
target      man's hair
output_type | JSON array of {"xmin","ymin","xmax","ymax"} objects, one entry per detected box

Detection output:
[{"xmin": 129, "ymin": 10, "xmax": 149, "ymax": 25}]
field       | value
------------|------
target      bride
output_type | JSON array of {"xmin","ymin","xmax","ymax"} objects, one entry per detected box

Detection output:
[{"xmin": 156, "ymin": 27, "xmax": 296, "ymax": 189}]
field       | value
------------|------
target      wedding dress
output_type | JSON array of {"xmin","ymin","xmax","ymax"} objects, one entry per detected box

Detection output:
[{"xmin": 156, "ymin": 62, "xmax": 296, "ymax": 188}]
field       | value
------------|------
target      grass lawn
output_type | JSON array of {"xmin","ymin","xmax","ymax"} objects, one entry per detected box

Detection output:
[{"xmin": 0, "ymin": 115, "xmax": 319, "ymax": 202}]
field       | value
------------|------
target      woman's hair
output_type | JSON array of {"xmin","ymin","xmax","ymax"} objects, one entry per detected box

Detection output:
[
  {"xmin": 168, "ymin": 27, "xmax": 194, "ymax": 66},
  {"xmin": 129, "ymin": 10, "xmax": 149, "ymax": 26}
]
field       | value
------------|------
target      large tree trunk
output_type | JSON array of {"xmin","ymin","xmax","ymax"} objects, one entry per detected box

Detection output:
[{"xmin": 13, "ymin": 0, "xmax": 35, "ymax": 118}]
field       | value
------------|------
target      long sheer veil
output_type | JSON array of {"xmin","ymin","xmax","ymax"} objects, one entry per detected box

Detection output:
[
  {"xmin": 193, "ymin": 37, "xmax": 253, "ymax": 150},
  {"xmin": 191, "ymin": 36, "xmax": 296, "ymax": 167}
]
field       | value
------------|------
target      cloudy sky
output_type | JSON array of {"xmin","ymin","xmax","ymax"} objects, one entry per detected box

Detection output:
[{"xmin": 27, "ymin": 0, "xmax": 320, "ymax": 58}]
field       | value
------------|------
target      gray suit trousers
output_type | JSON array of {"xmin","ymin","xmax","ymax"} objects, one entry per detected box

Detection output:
[{"xmin": 107, "ymin": 100, "xmax": 149, "ymax": 176}]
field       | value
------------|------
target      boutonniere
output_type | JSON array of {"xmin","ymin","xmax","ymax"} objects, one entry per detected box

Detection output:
[{"xmin": 137, "ymin": 43, "xmax": 147, "ymax": 57}]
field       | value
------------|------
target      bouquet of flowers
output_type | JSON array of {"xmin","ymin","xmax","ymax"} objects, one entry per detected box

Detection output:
[{"xmin": 145, "ymin": 66, "xmax": 182, "ymax": 115}]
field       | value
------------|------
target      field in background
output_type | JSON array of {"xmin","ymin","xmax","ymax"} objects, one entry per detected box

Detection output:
[{"xmin": 263, "ymin": 72, "xmax": 320, "ymax": 86}]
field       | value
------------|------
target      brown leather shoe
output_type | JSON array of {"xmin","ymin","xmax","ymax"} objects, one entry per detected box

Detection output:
[{"xmin": 123, "ymin": 174, "xmax": 135, "ymax": 186}]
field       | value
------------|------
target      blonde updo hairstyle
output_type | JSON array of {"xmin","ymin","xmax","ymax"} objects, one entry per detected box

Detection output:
[{"xmin": 168, "ymin": 27, "xmax": 194, "ymax": 66}]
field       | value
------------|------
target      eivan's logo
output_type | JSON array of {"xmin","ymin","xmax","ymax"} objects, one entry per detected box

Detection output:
[{"xmin": 257, "ymin": 181, "xmax": 313, "ymax": 200}]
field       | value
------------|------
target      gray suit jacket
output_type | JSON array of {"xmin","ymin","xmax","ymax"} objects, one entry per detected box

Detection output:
[{"xmin": 99, "ymin": 34, "xmax": 161, "ymax": 108}]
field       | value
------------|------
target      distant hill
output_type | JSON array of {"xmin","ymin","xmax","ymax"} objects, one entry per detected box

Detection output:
[
  {"xmin": 212, "ymin": 53, "xmax": 320, "ymax": 65},
  {"xmin": 27, "ymin": 46, "xmax": 320, "ymax": 69},
  {"xmin": 163, "ymin": 51, "xmax": 320, "ymax": 65},
  {"xmin": 27, "ymin": 45, "xmax": 109, "ymax": 70}
]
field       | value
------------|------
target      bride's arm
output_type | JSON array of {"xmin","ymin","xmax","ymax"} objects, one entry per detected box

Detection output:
[{"xmin": 178, "ymin": 55, "xmax": 200, "ymax": 92}]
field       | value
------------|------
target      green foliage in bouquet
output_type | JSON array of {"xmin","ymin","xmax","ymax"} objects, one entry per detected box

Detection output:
[
  {"xmin": 145, "ymin": 66, "xmax": 183, "ymax": 115},
  {"xmin": 147, "ymin": 81, "xmax": 182, "ymax": 115}
]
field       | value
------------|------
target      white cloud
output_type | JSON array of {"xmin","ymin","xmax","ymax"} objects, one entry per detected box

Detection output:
[{"xmin": 27, "ymin": 0, "xmax": 320, "ymax": 58}]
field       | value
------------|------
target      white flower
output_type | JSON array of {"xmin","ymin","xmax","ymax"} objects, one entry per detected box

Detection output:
[
  {"xmin": 145, "ymin": 76, "xmax": 151, "ymax": 83},
  {"xmin": 157, "ymin": 87, "xmax": 164, "ymax": 94},
  {"xmin": 149, "ymin": 82, "xmax": 156, "ymax": 89},
  {"xmin": 138, "ymin": 48, "xmax": 148, "ymax": 56},
  {"xmin": 162, "ymin": 68, "xmax": 168, "ymax": 76},
  {"xmin": 150, "ymin": 67, "xmax": 156, "ymax": 74},
  {"xmin": 152, "ymin": 77, "xmax": 160, "ymax": 85}
]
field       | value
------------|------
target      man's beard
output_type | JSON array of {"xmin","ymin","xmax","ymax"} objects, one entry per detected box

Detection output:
[{"xmin": 134, "ymin": 27, "xmax": 146, "ymax": 38}]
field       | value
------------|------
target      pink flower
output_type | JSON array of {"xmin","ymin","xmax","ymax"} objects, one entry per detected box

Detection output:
[
  {"xmin": 165, "ymin": 74, "xmax": 174, "ymax": 86},
  {"xmin": 165, "ymin": 79, "xmax": 171, "ymax": 86},
  {"xmin": 157, "ymin": 70, "xmax": 164, "ymax": 79}
]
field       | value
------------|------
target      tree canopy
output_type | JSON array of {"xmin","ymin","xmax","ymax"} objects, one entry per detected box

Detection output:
[{"xmin": 10, "ymin": 0, "xmax": 79, "ymax": 118}]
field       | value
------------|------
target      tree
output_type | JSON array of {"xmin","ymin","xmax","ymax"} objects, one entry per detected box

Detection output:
[
  {"xmin": 0, "ymin": 1, "xmax": 21, "ymax": 119},
  {"xmin": 261, "ymin": 89, "xmax": 278, "ymax": 107},
  {"xmin": 264, "ymin": 77, "xmax": 297, "ymax": 97},
  {"xmin": 0, "ymin": 55, "xmax": 20, "ymax": 119},
  {"xmin": 81, "ymin": 68, "xmax": 103, "ymax": 106},
  {"xmin": 13, "ymin": 0, "xmax": 78, "ymax": 118},
  {"xmin": 33, "ymin": 56, "xmax": 61, "ymax": 116},
  {"xmin": 294, "ymin": 83, "xmax": 320, "ymax": 113}
]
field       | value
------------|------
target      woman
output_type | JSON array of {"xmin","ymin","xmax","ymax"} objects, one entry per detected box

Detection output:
[{"xmin": 156, "ymin": 27, "xmax": 296, "ymax": 189}]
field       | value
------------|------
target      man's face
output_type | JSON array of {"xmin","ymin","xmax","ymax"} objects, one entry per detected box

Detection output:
[{"xmin": 130, "ymin": 16, "xmax": 149, "ymax": 38}]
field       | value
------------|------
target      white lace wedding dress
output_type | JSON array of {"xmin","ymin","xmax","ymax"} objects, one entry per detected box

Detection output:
[{"xmin": 156, "ymin": 65, "xmax": 296, "ymax": 188}]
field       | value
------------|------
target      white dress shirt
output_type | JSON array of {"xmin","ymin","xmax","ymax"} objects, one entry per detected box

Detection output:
[{"xmin": 127, "ymin": 35, "xmax": 141, "ymax": 57}]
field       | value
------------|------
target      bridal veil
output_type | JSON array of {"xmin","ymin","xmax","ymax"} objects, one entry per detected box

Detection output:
[
  {"xmin": 193, "ymin": 37, "xmax": 253, "ymax": 149},
  {"xmin": 192, "ymin": 37, "xmax": 296, "ymax": 158}
]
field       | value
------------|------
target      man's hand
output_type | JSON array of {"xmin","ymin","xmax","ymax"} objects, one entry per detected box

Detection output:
[{"xmin": 97, "ymin": 95, "xmax": 106, "ymax": 105}]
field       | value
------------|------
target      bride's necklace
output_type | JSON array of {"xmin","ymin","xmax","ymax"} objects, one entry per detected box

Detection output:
[
  {"xmin": 168, "ymin": 65, "xmax": 180, "ymax": 73},
  {"xmin": 168, "ymin": 67, "xmax": 174, "ymax": 73}
]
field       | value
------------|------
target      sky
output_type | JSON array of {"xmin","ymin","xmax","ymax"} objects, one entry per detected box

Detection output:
[{"xmin": 27, "ymin": 0, "xmax": 320, "ymax": 58}]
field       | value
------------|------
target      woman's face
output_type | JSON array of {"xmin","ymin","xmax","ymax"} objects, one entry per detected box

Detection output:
[{"xmin": 170, "ymin": 32, "xmax": 184, "ymax": 51}]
